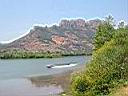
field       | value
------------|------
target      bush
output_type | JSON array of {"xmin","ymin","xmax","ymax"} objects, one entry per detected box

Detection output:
[{"xmin": 71, "ymin": 29, "xmax": 128, "ymax": 96}]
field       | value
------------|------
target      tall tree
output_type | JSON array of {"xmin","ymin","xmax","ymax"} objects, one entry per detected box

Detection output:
[
  {"xmin": 105, "ymin": 15, "xmax": 115, "ymax": 25},
  {"xmin": 118, "ymin": 21, "xmax": 125, "ymax": 29},
  {"xmin": 94, "ymin": 16, "xmax": 115, "ymax": 50}
]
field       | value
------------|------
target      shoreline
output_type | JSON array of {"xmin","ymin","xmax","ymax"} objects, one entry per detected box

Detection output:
[{"xmin": 0, "ymin": 54, "xmax": 91, "ymax": 59}]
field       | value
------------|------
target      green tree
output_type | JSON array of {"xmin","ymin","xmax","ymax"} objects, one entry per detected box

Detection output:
[
  {"xmin": 105, "ymin": 15, "xmax": 115, "ymax": 26},
  {"xmin": 94, "ymin": 16, "xmax": 115, "ymax": 50},
  {"xmin": 118, "ymin": 21, "xmax": 125, "ymax": 29}
]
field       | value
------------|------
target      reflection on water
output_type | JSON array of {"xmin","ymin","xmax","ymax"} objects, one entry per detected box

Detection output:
[
  {"xmin": 29, "ymin": 70, "xmax": 73, "ymax": 90},
  {"xmin": 0, "ymin": 78, "xmax": 63, "ymax": 96},
  {"xmin": 0, "ymin": 70, "xmax": 74, "ymax": 96}
]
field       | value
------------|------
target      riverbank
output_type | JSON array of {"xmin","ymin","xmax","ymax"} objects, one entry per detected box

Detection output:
[{"xmin": 0, "ymin": 52, "xmax": 91, "ymax": 59}]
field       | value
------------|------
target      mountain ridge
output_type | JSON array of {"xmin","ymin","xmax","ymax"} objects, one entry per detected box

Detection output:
[{"xmin": 0, "ymin": 18, "xmax": 101, "ymax": 58}]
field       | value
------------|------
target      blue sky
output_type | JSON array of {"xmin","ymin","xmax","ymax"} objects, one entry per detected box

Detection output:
[{"xmin": 0, "ymin": 0, "xmax": 127, "ymax": 42}]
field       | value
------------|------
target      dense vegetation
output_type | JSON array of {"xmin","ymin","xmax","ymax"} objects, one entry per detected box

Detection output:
[
  {"xmin": 0, "ymin": 50, "xmax": 89, "ymax": 59},
  {"xmin": 71, "ymin": 16, "xmax": 128, "ymax": 96}
]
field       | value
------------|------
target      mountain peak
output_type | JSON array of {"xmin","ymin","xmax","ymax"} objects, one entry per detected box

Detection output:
[
  {"xmin": 59, "ymin": 19, "xmax": 101, "ymax": 29},
  {"xmin": 59, "ymin": 19, "xmax": 86, "ymax": 29}
]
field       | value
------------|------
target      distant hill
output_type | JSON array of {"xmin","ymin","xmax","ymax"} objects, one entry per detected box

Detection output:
[{"xmin": 0, "ymin": 19, "xmax": 101, "ymax": 58}]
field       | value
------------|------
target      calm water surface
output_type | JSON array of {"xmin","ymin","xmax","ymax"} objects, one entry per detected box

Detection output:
[{"xmin": 0, "ymin": 56, "xmax": 91, "ymax": 96}]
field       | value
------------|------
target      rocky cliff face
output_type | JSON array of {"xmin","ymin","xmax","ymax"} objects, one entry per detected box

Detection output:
[
  {"xmin": 59, "ymin": 19, "xmax": 101, "ymax": 29},
  {"xmin": 59, "ymin": 19, "xmax": 86, "ymax": 29},
  {"xmin": 0, "ymin": 19, "xmax": 101, "ymax": 54}
]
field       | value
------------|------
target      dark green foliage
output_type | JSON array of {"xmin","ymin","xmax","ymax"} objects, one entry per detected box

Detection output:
[
  {"xmin": 0, "ymin": 49, "xmax": 88, "ymax": 59},
  {"xmin": 118, "ymin": 21, "xmax": 125, "ymax": 29},
  {"xmin": 94, "ymin": 22, "xmax": 115, "ymax": 50},
  {"xmin": 105, "ymin": 15, "xmax": 114, "ymax": 26},
  {"xmin": 71, "ymin": 28, "xmax": 128, "ymax": 96},
  {"xmin": 94, "ymin": 15, "xmax": 115, "ymax": 50}
]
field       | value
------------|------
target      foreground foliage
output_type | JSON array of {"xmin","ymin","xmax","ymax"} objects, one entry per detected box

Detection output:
[{"xmin": 71, "ymin": 28, "xmax": 128, "ymax": 96}]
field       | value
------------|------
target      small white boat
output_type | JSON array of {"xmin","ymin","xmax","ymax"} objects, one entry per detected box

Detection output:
[{"xmin": 46, "ymin": 62, "xmax": 77, "ymax": 68}]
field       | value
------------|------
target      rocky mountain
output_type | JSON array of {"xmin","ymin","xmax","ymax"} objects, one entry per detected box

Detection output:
[{"xmin": 0, "ymin": 19, "xmax": 101, "ymax": 55}]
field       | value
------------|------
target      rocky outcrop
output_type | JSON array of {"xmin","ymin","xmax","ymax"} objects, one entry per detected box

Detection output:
[
  {"xmin": 59, "ymin": 19, "xmax": 86, "ymax": 29},
  {"xmin": 59, "ymin": 19, "xmax": 101, "ymax": 30},
  {"xmin": 52, "ymin": 35, "xmax": 65, "ymax": 45}
]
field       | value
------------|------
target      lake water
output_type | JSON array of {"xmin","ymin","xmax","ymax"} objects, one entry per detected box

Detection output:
[{"xmin": 0, "ymin": 56, "xmax": 91, "ymax": 96}]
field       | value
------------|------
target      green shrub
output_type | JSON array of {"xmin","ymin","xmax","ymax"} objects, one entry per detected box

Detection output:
[{"xmin": 71, "ymin": 29, "xmax": 128, "ymax": 96}]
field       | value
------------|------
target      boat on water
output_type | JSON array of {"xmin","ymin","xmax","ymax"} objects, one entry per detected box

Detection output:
[{"xmin": 46, "ymin": 62, "xmax": 77, "ymax": 68}]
